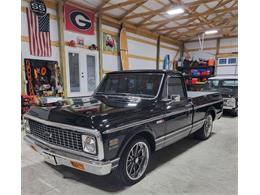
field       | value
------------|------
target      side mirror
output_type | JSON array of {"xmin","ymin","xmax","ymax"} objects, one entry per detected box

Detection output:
[{"xmin": 170, "ymin": 94, "xmax": 180, "ymax": 102}]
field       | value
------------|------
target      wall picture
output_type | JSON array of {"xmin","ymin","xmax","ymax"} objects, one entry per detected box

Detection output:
[
  {"xmin": 24, "ymin": 59, "xmax": 62, "ymax": 96},
  {"xmin": 103, "ymin": 32, "xmax": 119, "ymax": 53}
]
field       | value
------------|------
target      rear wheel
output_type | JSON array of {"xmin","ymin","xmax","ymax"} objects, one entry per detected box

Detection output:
[
  {"xmin": 116, "ymin": 137, "xmax": 151, "ymax": 186},
  {"xmin": 195, "ymin": 114, "xmax": 213, "ymax": 140}
]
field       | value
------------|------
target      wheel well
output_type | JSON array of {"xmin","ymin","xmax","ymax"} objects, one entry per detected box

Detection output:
[
  {"xmin": 208, "ymin": 109, "xmax": 216, "ymax": 121},
  {"xmin": 135, "ymin": 131, "xmax": 156, "ymax": 152},
  {"xmin": 119, "ymin": 131, "xmax": 156, "ymax": 157}
]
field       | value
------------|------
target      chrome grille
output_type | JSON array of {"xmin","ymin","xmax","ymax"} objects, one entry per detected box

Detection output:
[{"xmin": 28, "ymin": 120, "xmax": 83, "ymax": 151}]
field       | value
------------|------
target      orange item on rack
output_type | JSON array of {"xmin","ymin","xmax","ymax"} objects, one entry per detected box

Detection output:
[{"xmin": 208, "ymin": 58, "xmax": 215, "ymax": 66}]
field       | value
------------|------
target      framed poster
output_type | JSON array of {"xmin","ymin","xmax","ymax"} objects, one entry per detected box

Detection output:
[
  {"xmin": 103, "ymin": 32, "xmax": 119, "ymax": 53},
  {"xmin": 24, "ymin": 59, "xmax": 62, "ymax": 96}
]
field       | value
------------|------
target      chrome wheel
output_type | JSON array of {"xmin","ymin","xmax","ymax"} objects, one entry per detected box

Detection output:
[
  {"xmin": 204, "ymin": 115, "xmax": 213, "ymax": 137},
  {"xmin": 126, "ymin": 142, "xmax": 149, "ymax": 181}
]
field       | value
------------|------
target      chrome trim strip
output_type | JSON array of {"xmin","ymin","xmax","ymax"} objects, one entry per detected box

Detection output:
[
  {"xmin": 190, "ymin": 119, "xmax": 205, "ymax": 134},
  {"xmin": 223, "ymin": 106, "xmax": 235, "ymax": 110},
  {"xmin": 111, "ymin": 158, "xmax": 120, "ymax": 169},
  {"xmin": 24, "ymin": 135, "xmax": 112, "ymax": 176},
  {"xmin": 24, "ymin": 114, "xmax": 105, "ymax": 160},
  {"xmin": 193, "ymin": 100, "xmax": 223, "ymax": 110},
  {"xmin": 155, "ymin": 125, "xmax": 191, "ymax": 150},
  {"xmin": 155, "ymin": 125, "xmax": 192, "ymax": 143},
  {"xmin": 155, "ymin": 125, "xmax": 192, "ymax": 151},
  {"xmin": 103, "ymin": 108, "xmax": 192, "ymax": 134},
  {"xmin": 192, "ymin": 120, "xmax": 205, "ymax": 127},
  {"xmin": 164, "ymin": 108, "xmax": 193, "ymax": 117}
]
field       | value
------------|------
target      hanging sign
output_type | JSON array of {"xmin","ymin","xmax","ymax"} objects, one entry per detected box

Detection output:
[
  {"xmin": 30, "ymin": 0, "xmax": 47, "ymax": 16},
  {"xmin": 64, "ymin": 3, "xmax": 95, "ymax": 35}
]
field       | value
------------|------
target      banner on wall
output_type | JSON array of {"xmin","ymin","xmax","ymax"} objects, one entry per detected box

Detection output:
[
  {"xmin": 64, "ymin": 3, "xmax": 95, "ymax": 35},
  {"xmin": 26, "ymin": 2, "xmax": 52, "ymax": 57},
  {"xmin": 24, "ymin": 59, "xmax": 62, "ymax": 96}
]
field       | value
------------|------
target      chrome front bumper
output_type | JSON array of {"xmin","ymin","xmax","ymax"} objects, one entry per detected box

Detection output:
[
  {"xmin": 24, "ymin": 135, "xmax": 119, "ymax": 176},
  {"xmin": 223, "ymin": 106, "xmax": 236, "ymax": 110}
]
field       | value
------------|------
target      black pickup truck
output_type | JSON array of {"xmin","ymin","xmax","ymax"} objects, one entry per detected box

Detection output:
[{"xmin": 23, "ymin": 70, "xmax": 223, "ymax": 185}]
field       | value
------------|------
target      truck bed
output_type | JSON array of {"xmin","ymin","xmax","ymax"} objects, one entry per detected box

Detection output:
[
  {"xmin": 187, "ymin": 91, "xmax": 218, "ymax": 98},
  {"xmin": 187, "ymin": 91, "xmax": 223, "ymax": 124},
  {"xmin": 187, "ymin": 91, "xmax": 221, "ymax": 106}
]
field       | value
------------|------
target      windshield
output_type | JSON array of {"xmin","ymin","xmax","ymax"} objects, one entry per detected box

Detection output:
[
  {"xmin": 208, "ymin": 80, "xmax": 219, "ymax": 89},
  {"xmin": 220, "ymin": 80, "xmax": 238, "ymax": 88},
  {"xmin": 204, "ymin": 79, "xmax": 238, "ymax": 95},
  {"xmin": 96, "ymin": 73, "xmax": 163, "ymax": 98}
]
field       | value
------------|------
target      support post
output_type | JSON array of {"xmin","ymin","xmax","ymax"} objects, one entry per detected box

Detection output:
[
  {"xmin": 216, "ymin": 38, "xmax": 220, "ymax": 56},
  {"xmin": 57, "ymin": 1, "xmax": 67, "ymax": 97},
  {"xmin": 156, "ymin": 35, "xmax": 160, "ymax": 70},
  {"xmin": 97, "ymin": 16, "xmax": 103, "ymax": 81}
]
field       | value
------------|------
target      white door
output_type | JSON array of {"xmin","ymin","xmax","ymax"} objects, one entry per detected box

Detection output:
[{"xmin": 66, "ymin": 48, "xmax": 99, "ymax": 97}]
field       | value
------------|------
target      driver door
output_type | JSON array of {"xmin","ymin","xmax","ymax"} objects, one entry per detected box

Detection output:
[{"xmin": 161, "ymin": 76, "xmax": 193, "ymax": 146}]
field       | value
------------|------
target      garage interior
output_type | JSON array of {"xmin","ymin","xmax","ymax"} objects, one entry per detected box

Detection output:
[{"xmin": 21, "ymin": 0, "xmax": 238, "ymax": 194}]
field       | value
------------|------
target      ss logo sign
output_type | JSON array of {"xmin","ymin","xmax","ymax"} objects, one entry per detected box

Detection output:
[{"xmin": 30, "ymin": 0, "xmax": 47, "ymax": 16}]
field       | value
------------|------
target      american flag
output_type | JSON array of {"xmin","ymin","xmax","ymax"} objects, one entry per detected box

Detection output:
[{"xmin": 26, "ymin": 8, "xmax": 52, "ymax": 56}]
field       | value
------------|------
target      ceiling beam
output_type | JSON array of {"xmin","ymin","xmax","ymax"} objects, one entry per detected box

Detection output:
[
  {"xmin": 98, "ymin": 0, "xmax": 145, "ymax": 14},
  {"xmin": 158, "ymin": 12, "xmax": 237, "ymax": 32},
  {"xmin": 97, "ymin": 0, "xmax": 111, "ymax": 11},
  {"xmin": 119, "ymin": 0, "xmax": 147, "ymax": 20},
  {"xmin": 169, "ymin": 23, "xmax": 237, "ymax": 39},
  {"xmin": 141, "ymin": 0, "xmax": 236, "ymax": 27},
  {"xmin": 124, "ymin": 0, "xmax": 220, "ymax": 20}
]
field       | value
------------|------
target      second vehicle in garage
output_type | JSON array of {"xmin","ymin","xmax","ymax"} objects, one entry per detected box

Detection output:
[{"xmin": 203, "ymin": 76, "xmax": 238, "ymax": 116}]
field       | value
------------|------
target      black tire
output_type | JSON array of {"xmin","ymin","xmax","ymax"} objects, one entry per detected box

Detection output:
[
  {"xmin": 195, "ymin": 113, "xmax": 213, "ymax": 140},
  {"xmin": 115, "ymin": 137, "xmax": 151, "ymax": 186}
]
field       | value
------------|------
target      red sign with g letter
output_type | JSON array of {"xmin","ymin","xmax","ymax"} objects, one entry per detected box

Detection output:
[{"xmin": 64, "ymin": 3, "xmax": 95, "ymax": 35}]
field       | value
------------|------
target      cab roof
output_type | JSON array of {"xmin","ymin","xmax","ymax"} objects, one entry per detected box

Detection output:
[
  {"xmin": 208, "ymin": 75, "xmax": 238, "ymax": 80},
  {"xmin": 107, "ymin": 69, "xmax": 183, "ymax": 76}
]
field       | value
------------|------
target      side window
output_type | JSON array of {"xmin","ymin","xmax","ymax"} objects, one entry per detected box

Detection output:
[{"xmin": 162, "ymin": 77, "xmax": 185, "ymax": 100}]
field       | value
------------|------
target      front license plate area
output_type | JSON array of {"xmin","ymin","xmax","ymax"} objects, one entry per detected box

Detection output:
[{"xmin": 42, "ymin": 152, "xmax": 57, "ymax": 165}]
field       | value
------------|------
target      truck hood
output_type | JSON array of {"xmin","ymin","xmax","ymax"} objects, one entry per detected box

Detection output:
[{"xmin": 27, "ymin": 97, "xmax": 156, "ymax": 133}]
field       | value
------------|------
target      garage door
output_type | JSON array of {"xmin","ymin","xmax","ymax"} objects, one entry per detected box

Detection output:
[{"xmin": 216, "ymin": 57, "xmax": 238, "ymax": 76}]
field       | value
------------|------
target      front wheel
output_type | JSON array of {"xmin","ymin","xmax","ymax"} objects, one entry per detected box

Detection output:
[
  {"xmin": 195, "ymin": 114, "xmax": 213, "ymax": 140},
  {"xmin": 116, "ymin": 137, "xmax": 151, "ymax": 186}
]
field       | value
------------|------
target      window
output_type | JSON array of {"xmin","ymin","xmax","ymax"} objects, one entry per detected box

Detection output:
[
  {"xmin": 162, "ymin": 77, "xmax": 185, "ymax": 99},
  {"xmin": 86, "ymin": 55, "xmax": 96, "ymax": 91},
  {"xmin": 98, "ymin": 73, "xmax": 163, "ymax": 98},
  {"xmin": 221, "ymin": 80, "xmax": 238, "ymax": 88},
  {"xmin": 219, "ymin": 58, "xmax": 227, "ymax": 65},
  {"xmin": 228, "ymin": 58, "xmax": 237, "ymax": 64},
  {"xmin": 68, "ymin": 52, "xmax": 80, "ymax": 92},
  {"xmin": 208, "ymin": 80, "xmax": 219, "ymax": 88}
]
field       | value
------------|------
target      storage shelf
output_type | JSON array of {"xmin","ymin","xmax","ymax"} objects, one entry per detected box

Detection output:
[{"xmin": 177, "ymin": 66, "xmax": 215, "ymax": 69}]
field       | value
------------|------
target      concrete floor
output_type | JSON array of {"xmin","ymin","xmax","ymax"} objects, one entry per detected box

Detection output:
[{"xmin": 22, "ymin": 114, "xmax": 237, "ymax": 195}]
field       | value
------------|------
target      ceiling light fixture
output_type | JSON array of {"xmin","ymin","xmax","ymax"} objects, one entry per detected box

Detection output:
[
  {"xmin": 167, "ymin": 8, "xmax": 184, "ymax": 15},
  {"xmin": 205, "ymin": 30, "xmax": 218, "ymax": 35}
]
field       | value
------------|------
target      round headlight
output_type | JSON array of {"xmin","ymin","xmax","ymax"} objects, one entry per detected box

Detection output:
[
  {"xmin": 23, "ymin": 119, "xmax": 30, "ymax": 133},
  {"xmin": 226, "ymin": 98, "xmax": 236, "ymax": 107},
  {"xmin": 82, "ymin": 135, "xmax": 97, "ymax": 154}
]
